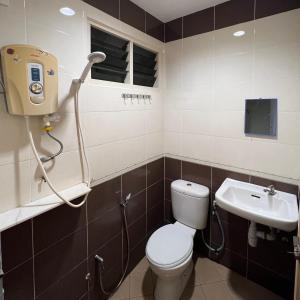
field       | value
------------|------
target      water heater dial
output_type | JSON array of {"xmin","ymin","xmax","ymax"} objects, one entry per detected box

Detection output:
[
  {"xmin": 30, "ymin": 82, "xmax": 43, "ymax": 94},
  {"xmin": 27, "ymin": 63, "xmax": 44, "ymax": 104}
]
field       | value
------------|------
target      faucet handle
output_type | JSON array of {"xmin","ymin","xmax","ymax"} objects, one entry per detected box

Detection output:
[{"xmin": 263, "ymin": 185, "xmax": 276, "ymax": 195}]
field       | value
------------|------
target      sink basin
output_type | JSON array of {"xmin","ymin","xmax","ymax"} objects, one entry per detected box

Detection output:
[{"xmin": 215, "ymin": 178, "xmax": 298, "ymax": 232}]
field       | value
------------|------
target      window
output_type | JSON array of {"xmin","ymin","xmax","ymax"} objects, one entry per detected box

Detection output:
[
  {"xmin": 133, "ymin": 44, "xmax": 157, "ymax": 87},
  {"xmin": 91, "ymin": 26, "xmax": 129, "ymax": 83},
  {"xmin": 90, "ymin": 25, "xmax": 159, "ymax": 87}
]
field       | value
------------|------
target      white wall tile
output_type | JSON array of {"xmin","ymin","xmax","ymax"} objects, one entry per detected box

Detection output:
[{"xmin": 0, "ymin": 161, "xmax": 31, "ymax": 213}]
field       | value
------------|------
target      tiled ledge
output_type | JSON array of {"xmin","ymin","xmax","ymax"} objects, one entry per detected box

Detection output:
[{"xmin": 0, "ymin": 183, "xmax": 90, "ymax": 233}]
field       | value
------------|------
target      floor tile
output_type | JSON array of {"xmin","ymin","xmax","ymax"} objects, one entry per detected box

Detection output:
[
  {"xmin": 110, "ymin": 277, "xmax": 130, "ymax": 300},
  {"xmin": 181, "ymin": 285, "xmax": 206, "ymax": 300},
  {"xmin": 193, "ymin": 257, "xmax": 223, "ymax": 285},
  {"xmin": 202, "ymin": 281, "xmax": 232, "ymax": 300}
]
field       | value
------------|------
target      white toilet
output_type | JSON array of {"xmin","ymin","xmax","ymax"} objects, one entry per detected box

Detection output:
[{"xmin": 146, "ymin": 179, "xmax": 209, "ymax": 300}]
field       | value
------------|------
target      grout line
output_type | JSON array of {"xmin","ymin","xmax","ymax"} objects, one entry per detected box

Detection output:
[
  {"xmin": 31, "ymin": 219, "xmax": 36, "ymax": 300},
  {"xmin": 145, "ymin": 163, "xmax": 148, "ymax": 235}
]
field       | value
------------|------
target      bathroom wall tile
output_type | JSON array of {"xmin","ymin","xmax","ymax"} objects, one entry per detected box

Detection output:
[
  {"xmin": 164, "ymin": 179, "xmax": 172, "ymax": 201},
  {"xmin": 120, "ymin": 0, "xmax": 146, "ymax": 32},
  {"xmin": 1, "ymin": 220, "xmax": 33, "ymax": 273},
  {"xmin": 147, "ymin": 203, "xmax": 164, "ymax": 235},
  {"xmin": 164, "ymin": 132, "xmax": 182, "ymax": 157},
  {"xmin": 83, "ymin": 0, "xmax": 120, "ymax": 19},
  {"xmin": 215, "ymin": 0, "xmax": 255, "ymax": 30},
  {"xmin": 182, "ymin": 111, "xmax": 213, "ymax": 136},
  {"xmin": 146, "ymin": 133, "xmax": 164, "ymax": 160},
  {"xmin": 146, "ymin": 13, "xmax": 164, "ymax": 42},
  {"xmin": 247, "ymin": 224, "xmax": 295, "ymax": 280},
  {"xmin": 33, "ymin": 197, "xmax": 86, "ymax": 253},
  {"xmin": 210, "ymin": 248, "xmax": 247, "ymax": 277},
  {"xmin": 122, "ymin": 165, "xmax": 146, "ymax": 200},
  {"xmin": 88, "ymin": 233, "xmax": 123, "ymax": 291},
  {"xmin": 255, "ymin": 0, "xmax": 300, "ymax": 19},
  {"xmin": 128, "ymin": 215, "xmax": 147, "ymax": 251},
  {"xmin": 34, "ymin": 228, "xmax": 87, "ymax": 295},
  {"xmin": 126, "ymin": 190, "xmax": 146, "ymax": 226},
  {"xmin": 250, "ymin": 176, "xmax": 298, "ymax": 195},
  {"xmin": 182, "ymin": 161, "xmax": 211, "ymax": 188},
  {"xmin": 211, "ymin": 217, "xmax": 248, "ymax": 257},
  {"xmin": 87, "ymin": 177, "xmax": 121, "ymax": 223},
  {"xmin": 211, "ymin": 167, "xmax": 250, "ymax": 194},
  {"xmin": 165, "ymin": 157, "xmax": 181, "ymax": 180},
  {"xmin": 0, "ymin": 161, "xmax": 31, "ymax": 213},
  {"xmin": 88, "ymin": 206, "xmax": 122, "ymax": 254},
  {"xmin": 36, "ymin": 261, "xmax": 88, "ymax": 300},
  {"xmin": 147, "ymin": 180, "xmax": 164, "ymax": 211},
  {"xmin": 247, "ymin": 261, "xmax": 294, "ymax": 299},
  {"xmin": 30, "ymin": 150, "xmax": 83, "ymax": 201},
  {"xmin": 3, "ymin": 259, "xmax": 34, "ymax": 300},
  {"xmin": 164, "ymin": 199, "xmax": 174, "ymax": 223},
  {"xmin": 127, "ymin": 238, "xmax": 147, "ymax": 275},
  {"xmin": 147, "ymin": 158, "xmax": 164, "ymax": 186},
  {"xmin": 165, "ymin": 18, "xmax": 183, "ymax": 43},
  {"xmin": 0, "ymin": 0, "xmax": 26, "ymax": 47},
  {"xmin": 183, "ymin": 7, "xmax": 214, "ymax": 38},
  {"xmin": 181, "ymin": 134, "xmax": 214, "ymax": 163},
  {"xmin": 88, "ymin": 143, "xmax": 121, "ymax": 181}
]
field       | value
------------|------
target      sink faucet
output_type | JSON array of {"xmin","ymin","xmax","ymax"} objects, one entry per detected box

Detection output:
[{"xmin": 263, "ymin": 185, "xmax": 276, "ymax": 196}]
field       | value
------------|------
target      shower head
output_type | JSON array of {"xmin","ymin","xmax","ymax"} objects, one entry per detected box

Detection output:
[
  {"xmin": 87, "ymin": 52, "xmax": 106, "ymax": 64},
  {"xmin": 77, "ymin": 51, "xmax": 106, "ymax": 84}
]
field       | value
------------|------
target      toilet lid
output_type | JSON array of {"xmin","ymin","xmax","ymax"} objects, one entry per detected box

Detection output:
[{"xmin": 146, "ymin": 224, "xmax": 193, "ymax": 268}]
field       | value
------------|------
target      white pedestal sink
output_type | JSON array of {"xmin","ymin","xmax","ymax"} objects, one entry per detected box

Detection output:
[{"xmin": 215, "ymin": 178, "xmax": 298, "ymax": 232}]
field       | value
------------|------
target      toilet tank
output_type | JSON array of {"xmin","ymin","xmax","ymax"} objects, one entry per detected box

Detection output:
[{"xmin": 171, "ymin": 180, "xmax": 209, "ymax": 230}]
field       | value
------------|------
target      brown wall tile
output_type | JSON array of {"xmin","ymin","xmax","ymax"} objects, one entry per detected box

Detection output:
[
  {"xmin": 165, "ymin": 157, "xmax": 181, "ymax": 180},
  {"xmin": 87, "ymin": 176, "xmax": 121, "ymax": 223},
  {"xmin": 88, "ymin": 206, "xmax": 122, "ymax": 254},
  {"xmin": 122, "ymin": 165, "xmax": 146, "ymax": 199},
  {"xmin": 128, "ymin": 215, "xmax": 147, "ymax": 250},
  {"xmin": 165, "ymin": 18, "xmax": 183, "ymax": 42},
  {"xmin": 1, "ymin": 220, "xmax": 33, "ymax": 273},
  {"xmin": 182, "ymin": 161, "xmax": 211, "ymax": 188},
  {"xmin": 215, "ymin": 0, "xmax": 255, "ymax": 30},
  {"xmin": 147, "ymin": 158, "xmax": 164, "ymax": 186},
  {"xmin": 147, "ymin": 203, "xmax": 164, "ymax": 235},
  {"xmin": 146, "ymin": 13, "xmax": 164, "ymax": 42},
  {"xmin": 126, "ymin": 190, "xmax": 146, "ymax": 226},
  {"xmin": 247, "ymin": 261, "xmax": 294, "ymax": 299},
  {"xmin": 164, "ymin": 179, "xmax": 172, "ymax": 201},
  {"xmin": 3, "ymin": 259, "xmax": 34, "ymax": 300},
  {"xmin": 36, "ymin": 261, "xmax": 88, "ymax": 300},
  {"xmin": 183, "ymin": 7, "xmax": 214, "ymax": 38},
  {"xmin": 147, "ymin": 180, "xmax": 164, "ymax": 211},
  {"xmin": 33, "ymin": 197, "xmax": 86, "ymax": 254},
  {"xmin": 255, "ymin": 0, "xmax": 300, "ymax": 19},
  {"xmin": 34, "ymin": 228, "xmax": 87, "ymax": 296},
  {"xmin": 120, "ymin": 0, "xmax": 146, "ymax": 32},
  {"xmin": 83, "ymin": 0, "xmax": 120, "ymax": 19}
]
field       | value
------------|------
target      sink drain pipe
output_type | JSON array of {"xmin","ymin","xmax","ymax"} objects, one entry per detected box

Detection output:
[
  {"xmin": 202, "ymin": 200, "xmax": 225, "ymax": 254},
  {"xmin": 248, "ymin": 221, "xmax": 276, "ymax": 247}
]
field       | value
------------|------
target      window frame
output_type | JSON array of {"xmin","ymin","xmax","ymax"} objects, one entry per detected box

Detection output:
[{"xmin": 87, "ymin": 19, "xmax": 161, "ymax": 89}]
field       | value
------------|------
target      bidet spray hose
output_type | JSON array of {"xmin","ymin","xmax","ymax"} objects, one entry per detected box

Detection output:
[{"xmin": 201, "ymin": 202, "xmax": 225, "ymax": 254}]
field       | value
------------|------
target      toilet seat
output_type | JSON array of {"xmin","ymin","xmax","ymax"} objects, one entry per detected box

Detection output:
[{"xmin": 146, "ymin": 224, "xmax": 193, "ymax": 269}]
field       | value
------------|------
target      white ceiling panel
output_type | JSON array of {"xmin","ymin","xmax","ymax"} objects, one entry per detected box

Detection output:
[{"xmin": 131, "ymin": 0, "xmax": 229, "ymax": 22}]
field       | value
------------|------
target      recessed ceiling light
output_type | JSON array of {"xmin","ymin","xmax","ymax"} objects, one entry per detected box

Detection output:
[
  {"xmin": 233, "ymin": 30, "xmax": 245, "ymax": 37},
  {"xmin": 59, "ymin": 7, "xmax": 76, "ymax": 16}
]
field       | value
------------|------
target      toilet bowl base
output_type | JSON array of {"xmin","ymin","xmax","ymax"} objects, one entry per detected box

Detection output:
[{"xmin": 154, "ymin": 261, "xmax": 193, "ymax": 300}]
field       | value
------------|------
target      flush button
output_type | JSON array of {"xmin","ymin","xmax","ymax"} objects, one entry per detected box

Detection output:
[{"xmin": 187, "ymin": 183, "xmax": 192, "ymax": 186}]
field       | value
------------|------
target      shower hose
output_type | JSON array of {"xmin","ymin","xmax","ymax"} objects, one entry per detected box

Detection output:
[
  {"xmin": 201, "ymin": 201, "xmax": 225, "ymax": 254},
  {"xmin": 95, "ymin": 198, "xmax": 130, "ymax": 296},
  {"xmin": 24, "ymin": 88, "xmax": 90, "ymax": 208}
]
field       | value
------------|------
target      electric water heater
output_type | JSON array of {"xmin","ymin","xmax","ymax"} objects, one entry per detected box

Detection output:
[{"xmin": 0, "ymin": 44, "xmax": 58, "ymax": 116}]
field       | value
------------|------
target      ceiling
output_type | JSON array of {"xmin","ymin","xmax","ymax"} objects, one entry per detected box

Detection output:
[{"xmin": 130, "ymin": 0, "xmax": 230, "ymax": 23}]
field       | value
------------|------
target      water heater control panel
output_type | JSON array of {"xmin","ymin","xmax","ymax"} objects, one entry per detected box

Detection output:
[
  {"xmin": 27, "ymin": 63, "xmax": 44, "ymax": 104},
  {"xmin": 0, "ymin": 44, "xmax": 58, "ymax": 116}
]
